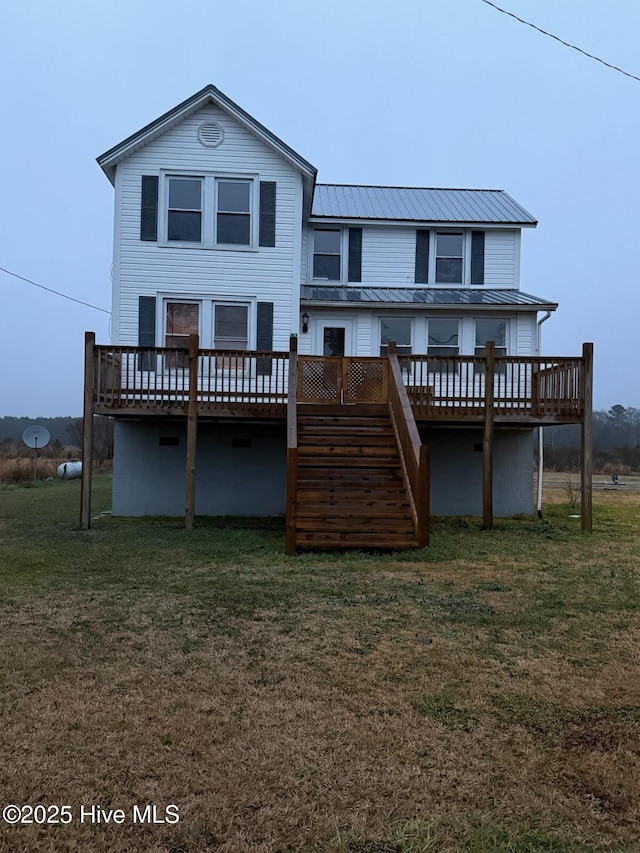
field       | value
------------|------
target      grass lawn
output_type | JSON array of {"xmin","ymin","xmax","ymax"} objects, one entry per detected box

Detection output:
[{"xmin": 0, "ymin": 476, "xmax": 639, "ymax": 852}]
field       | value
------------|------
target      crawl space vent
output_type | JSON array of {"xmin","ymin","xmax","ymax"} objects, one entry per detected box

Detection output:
[{"xmin": 198, "ymin": 121, "xmax": 224, "ymax": 148}]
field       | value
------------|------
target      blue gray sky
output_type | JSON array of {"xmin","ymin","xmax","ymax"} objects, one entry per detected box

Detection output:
[{"xmin": 1, "ymin": 0, "xmax": 638, "ymax": 416}]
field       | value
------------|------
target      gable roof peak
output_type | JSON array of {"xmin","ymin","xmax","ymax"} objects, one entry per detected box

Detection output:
[{"xmin": 96, "ymin": 83, "xmax": 317, "ymax": 187}]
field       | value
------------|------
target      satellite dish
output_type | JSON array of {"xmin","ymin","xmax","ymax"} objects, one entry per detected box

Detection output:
[{"xmin": 23, "ymin": 425, "xmax": 51, "ymax": 449}]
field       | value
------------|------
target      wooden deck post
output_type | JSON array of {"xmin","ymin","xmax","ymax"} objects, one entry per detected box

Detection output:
[
  {"xmin": 185, "ymin": 333, "xmax": 199, "ymax": 530},
  {"xmin": 285, "ymin": 335, "xmax": 298, "ymax": 555},
  {"xmin": 482, "ymin": 341, "xmax": 495, "ymax": 530},
  {"xmin": 580, "ymin": 342, "xmax": 593, "ymax": 532},
  {"xmin": 80, "ymin": 332, "xmax": 95, "ymax": 530}
]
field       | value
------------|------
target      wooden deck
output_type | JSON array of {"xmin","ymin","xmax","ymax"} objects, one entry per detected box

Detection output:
[
  {"xmin": 80, "ymin": 333, "xmax": 593, "ymax": 543},
  {"xmin": 88, "ymin": 337, "xmax": 589, "ymax": 426}
]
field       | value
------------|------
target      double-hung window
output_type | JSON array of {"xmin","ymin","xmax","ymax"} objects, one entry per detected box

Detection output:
[
  {"xmin": 475, "ymin": 319, "xmax": 507, "ymax": 357},
  {"xmin": 428, "ymin": 318, "xmax": 460, "ymax": 372},
  {"xmin": 167, "ymin": 178, "xmax": 203, "ymax": 243},
  {"xmin": 165, "ymin": 301, "xmax": 200, "ymax": 368},
  {"xmin": 313, "ymin": 228, "xmax": 342, "ymax": 281},
  {"xmin": 164, "ymin": 175, "xmax": 255, "ymax": 248},
  {"xmin": 213, "ymin": 303, "xmax": 249, "ymax": 370},
  {"xmin": 379, "ymin": 317, "xmax": 412, "ymax": 356},
  {"xmin": 216, "ymin": 180, "xmax": 251, "ymax": 245},
  {"xmin": 475, "ymin": 318, "xmax": 507, "ymax": 375},
  {"xmin": 435, "ymin": 232, "xmax": 464, "ymax": 284}
]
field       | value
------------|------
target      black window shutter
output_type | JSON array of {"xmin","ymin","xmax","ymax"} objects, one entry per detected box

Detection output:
[
  {"xmin": 256, "ymin": 301, "xmax": 274, "ymax": 375},
  {"xmin": 138, "ymin": 295, "xmax": 156, "ymax": 371},
  {"xmin": 140, "ymin": 176, "xmax": 158, "ymax": 241},
  {"xmin": 415, "ymin": 229, "xmax": 430, "ymax": 283},
  {"xmin": 471, "ymin": 231, "xmax": 485, "ymax": 285},
  {"xmin": 348, "ymin": 228, "xmax": 363, "ymax": 282},
  {"xmin": 259, "ymin": 182, "xmax": 276, "ymax": 247}
]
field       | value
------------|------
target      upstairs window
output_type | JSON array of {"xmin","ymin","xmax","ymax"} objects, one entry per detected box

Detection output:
[
  {"xmin": 435, "ymin": 232, "xmax": 463, "ymax": 284},
  {"xmin": 313, "ymin": 228, "xmax": 342, "ymax": 280},
  {"xmin": 167, "ymin": 178, "xmax": 202, "ymax": 243},
  {"xmin": 379, "ymin": 317, "xmax": 412, "ymax": 356},
  {"xmin": 162, "ymin": 174, "xmax": 258, "ymax": 248},
  {"xmin": 216, "ymin": 180, "xmax": 251, "ymax": 246}
]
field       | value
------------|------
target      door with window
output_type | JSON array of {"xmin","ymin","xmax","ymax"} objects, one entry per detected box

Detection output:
[{"xmin": 317, "ymin": 319, "xmax": 355, "ymax": 357}]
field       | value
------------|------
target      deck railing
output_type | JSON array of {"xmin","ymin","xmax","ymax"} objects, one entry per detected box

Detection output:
[
  {"xmin": 387, "ymin": 346, "xmax": 429, "ymax": 546},
  {"xmin": 399, "ymin": 354, "xmax": 585, "ymax": 419},
  {"xmin": 93, "ymin": 344, "xmax": 290, "ymax": 411},
  {"xmin": 90, "ymin": 341, "xmax": 586, "ymax": 422}
]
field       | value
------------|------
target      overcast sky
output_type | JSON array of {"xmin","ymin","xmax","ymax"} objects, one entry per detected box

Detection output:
[{"xmin": 1, "ymin": 0, "xmax": 638, "ymax": 417}]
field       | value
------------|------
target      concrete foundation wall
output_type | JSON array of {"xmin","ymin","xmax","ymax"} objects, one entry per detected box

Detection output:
[
  {"xmin": 422, "ymin": 427, "xmax": 534, "ymax": 517},
  {"xmin": 112, "ymin": 420, "xmax": 533, "ymax": 520},
  {"xmin": 113, "ymin": 420, "xmax": 286, "ymax": 517}
]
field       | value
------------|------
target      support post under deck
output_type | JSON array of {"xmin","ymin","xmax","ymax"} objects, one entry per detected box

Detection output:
[
  {"xmin": 482, "ymin": 341, "xmax": 495, "ymax": 530},
  {"xmin": 581, "ymin": 342, "xmax": 593, "ymax": 532},
  {"xmin": 80, "ymin": 332, "xmax": 95, "ymax": 530},
  {"xmin": 185, "ymin": 333, "xmax": 199, "ymax": 530}
]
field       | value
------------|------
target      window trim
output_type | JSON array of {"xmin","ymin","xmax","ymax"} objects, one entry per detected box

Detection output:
[
  {"xmin": 159, "ymin": 295, "xmax": 254, "ymax": 372},
  {"xmin": 435, "ymin": 231, "xmax": 464, "ymax": 285},
  {"xmin": 158, "ymin": 171, "xmax": 259, "ymax": 251},
  {"xmin": 413, "ymin": 229, "xmax": 490, "ymax": 287},
  {"xmin": 427, "ymin": 317, "xmax": 461, "ymax": 374},
  {"xmin": 310, "ymin": 226, "xmax": 348, "ymax": 283},
  {"xmin": 378, "ymin": 315, "xmax": 413, "ymax": 356}
]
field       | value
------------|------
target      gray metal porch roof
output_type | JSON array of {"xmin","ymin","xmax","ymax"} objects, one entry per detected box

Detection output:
[
  {"xmin": 300, "ymin": 286, "xmax": 556, "ymax": 310},
  {"xmin": 311, "ymin": 185, "xmax": 537, "ymax": 225}
]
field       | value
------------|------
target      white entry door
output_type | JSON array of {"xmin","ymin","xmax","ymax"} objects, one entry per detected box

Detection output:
[{"xmin": 316, "ymin": 318, "xmax": 356, "ymax": 357}]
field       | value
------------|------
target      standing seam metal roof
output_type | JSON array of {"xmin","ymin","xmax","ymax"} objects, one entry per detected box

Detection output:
[
  {"xmin": 300, "ymin": 286, "xmax": 556, "ymax": 309},
  {"xmin": 310, "ymin": 185, "xmax": 537, "ymax": 224}
]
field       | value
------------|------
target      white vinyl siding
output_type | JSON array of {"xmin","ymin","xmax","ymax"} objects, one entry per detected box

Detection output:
[
  {"xmin": 484, "ymin": 230, "xmax": 518, "ymax": 288},
  {"xmin": 112, "ymin": 102, "xmax": 303, "ymax": 351},
  {"xmin": 360, "ymin": 226, "xmax": 416, "ymax": 286},
  {"xmin": 516, "ymin": 313, "xmax": 537, "ymax": 355}
]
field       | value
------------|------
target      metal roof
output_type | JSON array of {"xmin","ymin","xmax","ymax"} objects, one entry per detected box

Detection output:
[
  {"xmin": 311, "ymin": 185, "xmax": 537, "ymax": 225},
  {"xmin": 301, "ymin": 286, "xmax": 556, "ymax": 310}
]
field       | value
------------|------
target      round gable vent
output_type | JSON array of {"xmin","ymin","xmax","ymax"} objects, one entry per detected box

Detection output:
[{"xmin": 198, "ymin": 121, "xmax": 224, "ymax": 148}]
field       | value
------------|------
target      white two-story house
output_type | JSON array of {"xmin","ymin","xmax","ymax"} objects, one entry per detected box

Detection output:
[{"xmin": 85, "ymin": 84, "xmax": 591, "ymax": 549}]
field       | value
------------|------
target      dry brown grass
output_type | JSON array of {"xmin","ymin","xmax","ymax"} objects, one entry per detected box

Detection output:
[{"xmin": 0, "ymin": 477, "xmax": 639, "ymax": 851}]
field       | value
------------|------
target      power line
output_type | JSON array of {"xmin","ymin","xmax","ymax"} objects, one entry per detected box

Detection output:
[
  {"xmin": 0, "ymin": 265, "xmax": 111, "ymax": 315},
  {"xmin": 480, "ymin": 0, "xmax": 640, "ymax": 83}
]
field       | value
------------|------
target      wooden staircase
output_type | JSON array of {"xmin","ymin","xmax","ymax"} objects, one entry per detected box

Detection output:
[
  {"xmin": 293, "ymin": 405, "xmax": 419, "ymax": 550},
  {"xmin": 285, "ymin": 343, "xmax": 429, "ymax": 554}
]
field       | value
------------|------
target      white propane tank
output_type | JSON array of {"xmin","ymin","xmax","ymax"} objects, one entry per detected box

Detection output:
[{"xmin": 57, "ymin": 461, "xmax": 82, "ymax": 480}]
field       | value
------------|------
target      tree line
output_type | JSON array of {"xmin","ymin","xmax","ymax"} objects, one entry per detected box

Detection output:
[{"xmin": 543, "ymin": 405, "xmax": 640, "ymax": 474}]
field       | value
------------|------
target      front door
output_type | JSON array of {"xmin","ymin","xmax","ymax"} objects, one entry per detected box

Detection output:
[{"xmin": 317, "ymin": 319, "xmax": 355, "ymax": 357}]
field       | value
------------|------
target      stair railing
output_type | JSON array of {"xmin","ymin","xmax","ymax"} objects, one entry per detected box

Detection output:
[
  {"xmin": 285, "ymin": 336, "xmax": 299, "ymax": 555},
  {"xmin": 387, "ymin": 343, "xmax": 430, "ymax": 547}
]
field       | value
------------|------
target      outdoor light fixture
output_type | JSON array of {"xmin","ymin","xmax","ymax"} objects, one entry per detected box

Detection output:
[{"xmin": 301, "ymin": 312, "xmax": 309, "ymax": 333}]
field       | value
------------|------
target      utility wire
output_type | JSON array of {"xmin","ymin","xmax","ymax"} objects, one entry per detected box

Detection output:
[
  {"xmin": 0, "ymin": 265, "xmax": 111, "ymax": 315},
  {"xmin": 480, "ymin": 0, "xmax": 640, "ymax": 83}
]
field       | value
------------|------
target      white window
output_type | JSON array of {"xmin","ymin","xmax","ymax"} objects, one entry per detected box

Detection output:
[
  {"xmin": 163, "ymin": 174, "xmax": 255, "ymax": 248},
  {"xmin": 215, "ymin": 180, "xmax": 251, "ymax": 246},
  {"xmin": 313, "ymin": 228, "xmax": 342, "ymax": 281},
  {"xmin": 475, "ymin": 319, "xmax": 507, "ymax": 357},
  {"xmin": 213, "ymin": 304, "xmax": 249, "ymax": 349},
  {"xmin": 435, "ymin": 232, "xmax": 464, "ymax": 284},
  {"xmin": 167, "ymin": 179, "xmax": 203, "ymax": 243},
  {"xmin": 162, "ymin": 299, "xmax": 251, "ymax": 369},
  {"xmin": 428, "ymin": 317, "xmax": 460, "ymax": 373},
  {"xmin": 165, "ymin": 301, "xmax": 200, "ymax": 368},
  {"xmin": 379, "ymin": 317, "xmax": 412, "ymax": 356}
]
